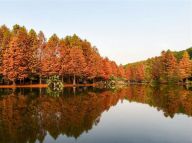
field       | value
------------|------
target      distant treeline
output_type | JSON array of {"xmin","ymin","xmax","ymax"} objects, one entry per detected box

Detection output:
[
  {"xmin": 0, "ymin": 24, "xmax": 125, "ymax": 85},
  {"xmin": 125, "ymin": 48, "xmax": 192, "ymax": 83}
]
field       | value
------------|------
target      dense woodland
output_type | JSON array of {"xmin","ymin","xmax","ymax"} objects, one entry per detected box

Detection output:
[
  {"xmin": 0, "ymin": 24, "xmax": 126, "ymax": 85},
  {"xmin": 0, "ymin": 24, "xmax": 192, "ymax": 85},
  {"xmin": 125, "ymin": 48, "xmax": 192, "ymax": 83}
]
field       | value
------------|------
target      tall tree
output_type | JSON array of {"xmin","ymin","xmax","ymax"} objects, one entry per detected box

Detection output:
[
  {"xmin": 125, "ymin": 66, "xmax": 132, "ymax": 81},
  {"xmin": 81, "ymin": 41, "xmax": 101, "ymax": 82},
  {"xmin": 102, "ymin": 58, "xmax": 112, "ymax": 80},
  {"xmin": 28, "ymin": 29, "xmax": 39, "ymax": 83},
  {"xmin": 160, "ymin": 50, "xmax": 179, "ymax": 82},
  {"xmin": 68, "ymin": 47, "xmax": 87, "ymax": 85},
  {"xmin": 117, "ymin": 64, "xmax": 125, "ymax": 78},
  {"xmin": 2, "ymin": 27, "xmax": 29, "ymax": 85},
  {"xmin": 111, "ymin": 61, "xmax": 118, "ymax": 77},
  {"xmin": 37, "ymin": 31, "xmax": 46, "ymax": 84},
  {"xmin": 41, "ymin": 34, "xmax": 60, "ymax": 77},
  {"xmin": 135, "ymin": 64, "xmax": 145, "ymax": 81},
  {"xmin": 0, "ymin": 25, "xmax": 11, "ymax": 74},
  {"xmin": 179, "ymin": 51, "xmax": 191, "ymax": 81},
  {"xmin": 151, "ymin": 57, "xmax": 161, "ymax": 81},
  {"xmin": 58, "ymin": 38, "xmax": 70, "ymax": 82}
]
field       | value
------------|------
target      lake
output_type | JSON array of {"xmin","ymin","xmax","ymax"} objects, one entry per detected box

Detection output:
[{"xmin": 0, "ymin": 85, "xmax": 192, "ymax": 143}]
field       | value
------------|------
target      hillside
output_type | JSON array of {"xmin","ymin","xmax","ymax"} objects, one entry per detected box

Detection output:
[
  {"xmin": 124, "ymin": 47, "xmax": 192, "ymax": 83},
  {"xmin": 173, "ymin": 47, "xmax": 192, "ymax": 60}
]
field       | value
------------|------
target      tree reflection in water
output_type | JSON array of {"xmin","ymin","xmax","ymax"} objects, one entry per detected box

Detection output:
[{"xmin": 0, "ymin": 85, "xmax": 191, "ymax": 143}]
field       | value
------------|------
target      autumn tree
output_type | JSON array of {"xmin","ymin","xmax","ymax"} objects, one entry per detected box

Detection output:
[
  {"xmin": 117, "ymin": 64, "xmax": 125, "ymax": 78},
  {"xmin": 58, "ymin": 38, "xmax": 71, "ymax": 82},
  {"xmin": 0, "ymin": 25, "xmax": 11, "ymax": 75},
  {"xmin": 125, "ymin": 66, "xmax": 132, "ymax": 81},
  {"xmin": 102, "ymin": 58, "xmax": 112, "ymax": 80},
  {"xmin": 41, "ymin": 34, "xmax": 60, "ymax": 77},
  {"xmin": 68, "ymin": 47, "xmax": 87, "ymax": 85},
  {"xmin": 135, "ymin": 64, "xmax": 145, "ymax": 81},
  {"xmin": 90, "ymin": 50, "xmax": 103, "ymax": 82},
  {"xmin": 36, "ymin": 31, "xmax": 46, "ymax": 84},
  {"xmin": 111, "ymin": 61, "xmax": 118, "ymax": 77},
  {"xmin": 178, "ymin": 51, "xmax": 192, "ymax": 82},
  {"xmin": 2, "ymin": 27, "xmax": 29, "ymax": 85},
  {"xmin": 81, "ymin": 41, "xmax": 102, "ymax": 82},
  {"xmin": 160, "ymin": 50, "xmax": 179, "ymax": 82},
  {"xmin": 151, "ymin": 57, "xmax": 161, "ymax": 81},
  {"xmin": 28, "ymin": 29, "xmax": 39, "ymax": 83}
]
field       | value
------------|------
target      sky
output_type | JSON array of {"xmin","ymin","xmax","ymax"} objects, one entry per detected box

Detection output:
[{"xmin": 0, "ymin": 0, "xmax": 191, "ymax": 64}]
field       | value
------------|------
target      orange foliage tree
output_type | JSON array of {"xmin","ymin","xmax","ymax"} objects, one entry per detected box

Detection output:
[
  {"xmin": 179, "ymin": 51, "xmax": 192, "ymax": 81},
  {"xmin": 2, "ymin": 27, "xmax": 29, "ymax": 85},
  {"xmin": 68, "ymin": 47, "xmax": 87, "ymax": 85}
]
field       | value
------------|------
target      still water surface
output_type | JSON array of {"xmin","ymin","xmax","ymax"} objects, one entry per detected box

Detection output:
[{"xmin": 0, "ymin": 85, "xmax": 192, "ymax": 143}]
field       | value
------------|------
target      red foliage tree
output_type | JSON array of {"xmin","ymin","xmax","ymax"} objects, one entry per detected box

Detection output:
[
  {"xmin": 68, "ymin": 47, "xmax": 87, "ymax": 85},
  {"xmin": 151, "ymin": 57, "xmax": 161, "ymax": 81},
  {"xmin": 160, "ymin": 50, "xmax": 179, "ymax": 82},
  {"xmin": 125, "ymin": 66, "xmax": 132, "ymax": 81},
  {"xmin": 135, "ymin": 64, "xmax": 145, "ymax": 81},
  {"xmin": 28, "ymin": 29, "xmax": 39, "ymax": 83},
  {"xmin": 0, "ymin": 25, "xmax": 11, "ymax": 74},
  {"xmin": 111, "ymin": 61, "xmax": 118, "ymax": 77},
  {"xmin": 179, "ymin": 51, "xmax": 191, "ymax": 81},
  {"xmin": 2, "ymin": 27, "xmax": 29, "ymax": 85},
  {"xmin": 102, "ymin": 58, "xmax": 112, "ymax": 80},
  {"xmin": 41, "ymin": 34, "xmax": 60, "ymax": 77},
  {"xmin": 36, "ymin": 31, "xmax": 46, "ymax": 84},
  {"xmin": 117, "ymin": 64, "xmax": 125, "ymax": 78}
]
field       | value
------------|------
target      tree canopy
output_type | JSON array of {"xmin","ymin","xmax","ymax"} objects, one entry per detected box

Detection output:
[{"xmin": 0, "ymin": 25, "xmax": 126, "ymax": 85}]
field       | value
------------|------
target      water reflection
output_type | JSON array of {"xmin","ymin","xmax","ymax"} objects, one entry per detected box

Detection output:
[
  {"xmin": 125, "ymin": 85, "xmax": 192, "ymax": 118},
  {"xmin": 0, "ymin": 85, "xmax": 191, "ymax": 143}
]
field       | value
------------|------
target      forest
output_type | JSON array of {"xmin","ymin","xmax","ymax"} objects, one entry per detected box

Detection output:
[
  {"xmin": 0, "ymin": 24, "xmax": 125, "ymax": 85},
  {"xmin": 125, "ymin": 48, "xmax": 192, "ymax": 83},
  {"xmin": 0, "ymin": 24, "xmax": 192, "ymax": 85}
]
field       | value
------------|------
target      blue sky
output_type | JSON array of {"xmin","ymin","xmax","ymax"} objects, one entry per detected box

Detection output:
[{"xmin": 0, "ymin": 0, "xmax": 191, "ymax": 64}]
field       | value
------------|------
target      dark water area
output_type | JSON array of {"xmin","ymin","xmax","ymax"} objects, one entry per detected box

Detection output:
[{"xmin": 0, "ymin": 85, "xmax": 192, "ymax": 143}]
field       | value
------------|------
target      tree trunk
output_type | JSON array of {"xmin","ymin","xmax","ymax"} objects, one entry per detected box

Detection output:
[
  {"xmin": 73, "ymin": 74, "xmax": 76, "ymax": 86},
  {"xmin": 92, "ymin": 78, "xmax": 95, "ymax": 84},
  {"xmin": 30, "ymin": 79, "xmax": 32, "ymax": 85},
  {"xmin": 20, "ymin": 79, "xmax": 21, "ymax": 85},
  {"xmin": 61, "ymin": 75, "xmax": 64, "ymax": 83},
  {"xmin": 186, "ymin": 78, "xmax": 188, "ymax": 84},
  {"xmin": 39, "ymin": 75, "xmax": 42, "ymax": 84},
  {"xmin": 39, "ymin": 88, "xmax": 42, "ymax": 96},
  {"xmin": 73, "ymin": 87, "xmax": 76, "ymax": 95},
  {"xmin": 68, "ymin": 76, "xmax": 71, "ymax": 84},
  {"xmin": 12, "ymin": 79, "xmax": 16, "ymax": 86}
]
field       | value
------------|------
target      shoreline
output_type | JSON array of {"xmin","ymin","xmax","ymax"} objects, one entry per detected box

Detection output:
[
  {"xmin": 0, "ymin": 83, "xmax": 97, "ymax": 88},
  {"xmin": 0, "ymin": 82, "xmax": 190, "ymax": 89}
]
